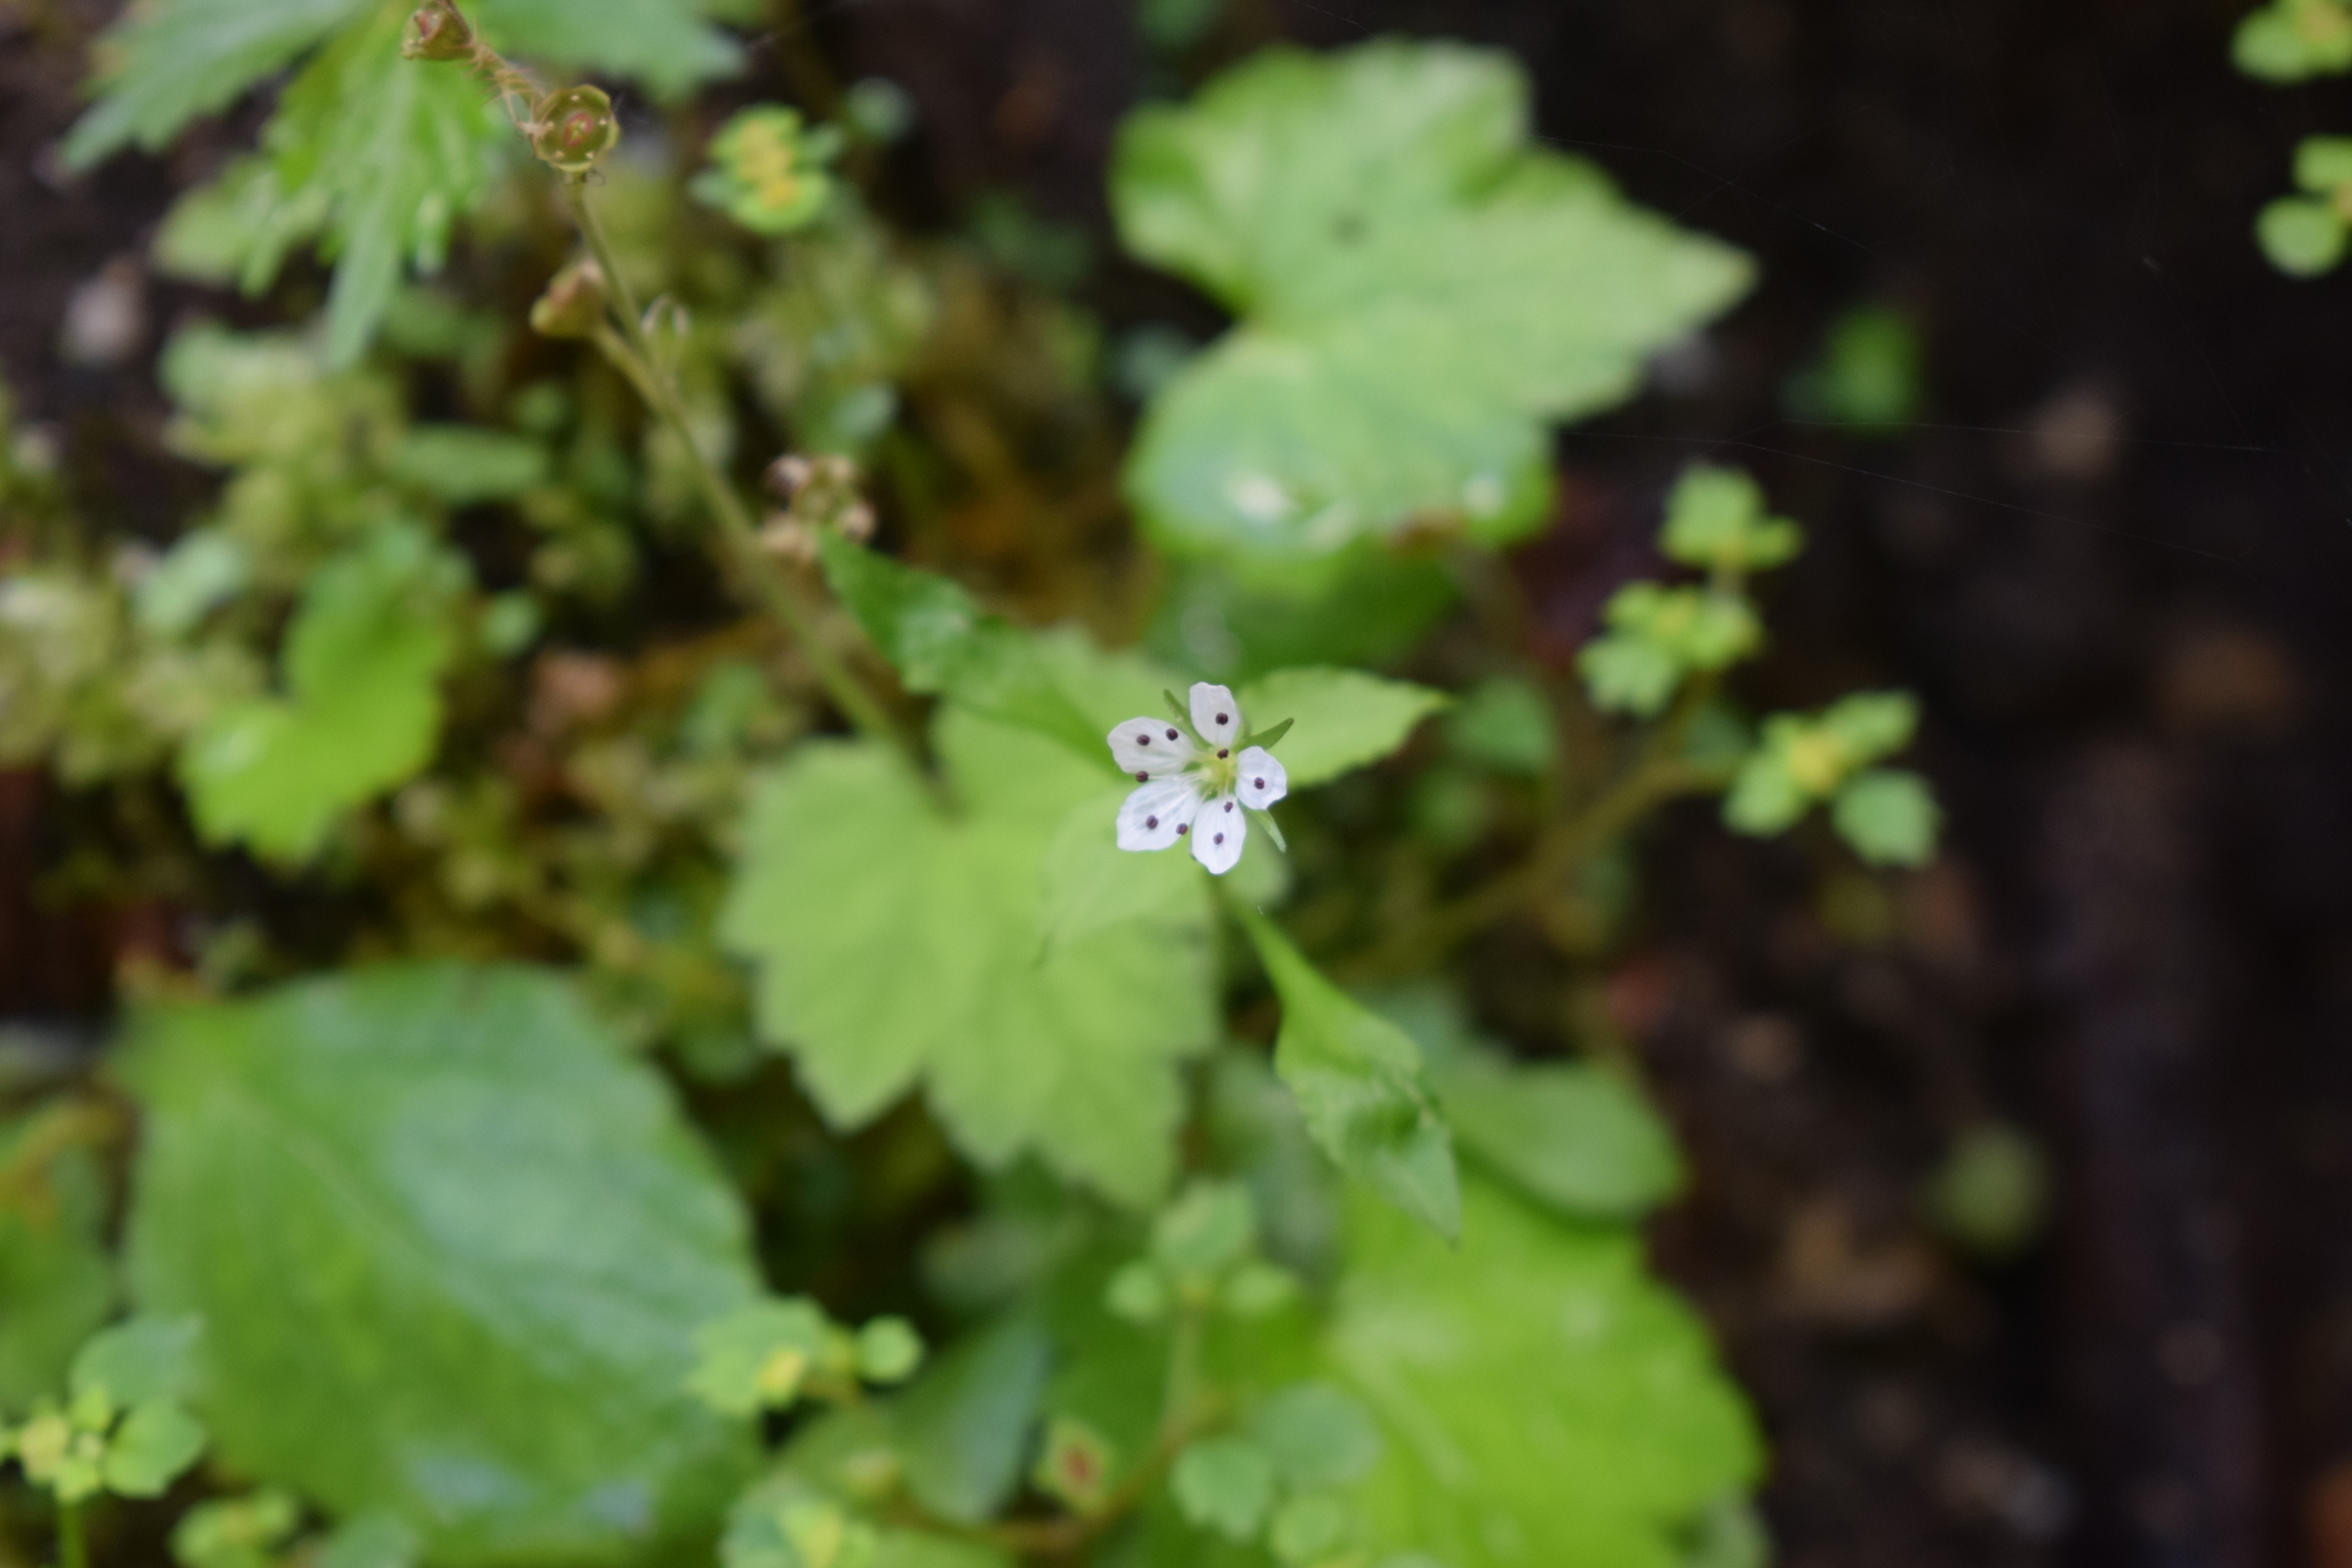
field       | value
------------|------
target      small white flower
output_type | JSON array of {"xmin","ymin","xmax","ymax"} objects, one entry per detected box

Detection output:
[{"xmin": 1107, "ymin": 681, "xmax": 1289, "ymax": 876}]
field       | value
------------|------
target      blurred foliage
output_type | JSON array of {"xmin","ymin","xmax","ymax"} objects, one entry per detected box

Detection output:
[
  {"xmin": 1784, "ymin": 303, "xmax": 1924, "ymax": 432},
  {"xmin": 0, "ymin": 15, "xmax": 1960, "ymax": 1568}
]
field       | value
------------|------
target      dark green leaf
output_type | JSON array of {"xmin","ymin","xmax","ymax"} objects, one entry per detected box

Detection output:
[
  {"xmin": 892, "ymin": 1315, "xmax": 1053, "ymax": 1525},
  {"xmin": 0, "ymin": 1139, "xmax": 115, "ymax": 1412},
  {"xmin": 120, "ymin": 962, "xmax": 762, "ymax": 1565},
  {"xmin": 1429, "ymin": 1054, "xmax": 1684, "ymax": 1221}
]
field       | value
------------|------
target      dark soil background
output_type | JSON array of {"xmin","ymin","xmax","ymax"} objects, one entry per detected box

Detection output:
[{"xmin": 9, "ymin": 1, "xmax": 2352, "ymax": 1566}]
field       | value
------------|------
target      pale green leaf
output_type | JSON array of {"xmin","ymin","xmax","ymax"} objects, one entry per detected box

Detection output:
[
  {"xmin": 854, "ymin": 1319, "xmax": 924, "ymax": 1385},
  {"xmin": 1234, "ymin": 667, "xmax": 1447, "ymax": 787},
  {"xmin": 722, "ymin": 1429, "xmax": 1013, "ymax": 1568},
  {"xmin": 1446, "ymin": 676, "xmax": 1553, "ymax": 776},
  {"xmin": 1830, "ymin": 768, "xmax": 1940, "ymax": 867},
  {"xmin": 686, "ymin": 1299, "xmax": 837, "ymax": 1417},
  {"xmin": 1247, "ymin": 1383, "xmax": 1381, "ymax": 1489},
  {"xmin": 1237, "ymin": 910, "xmax": 1458, "ymax": 1241},
  {"xmin": 134, "ymin": 531, "xmax": 251, "ymax": 638},
  {"xmin": 471, "ymin": 0, "xmax": 740, "ymax": 100},
  {"xmin": 102, "ymin": 1399, "xmax": 207, "ymax": 1497},
  {"xmin": 2297, "ymin": 134, "xmax": 2352, "ymax": 191},
  {"xmin": 1150, "ymin": 1180, "xmax": 1256, "ymax": 1281},
  {"xmin": 2258, "ymin": 196, "xmax": 2347, "ymax": 276},
  {"xmin": 719, "ymin": 713, "xmax": 1216, "ymax": 1205},
  {"xmin": 1820, "ymin": 692, "xmax": 1918, "ymax": 759},
  {"xmin": 71, "ymin": 1316, "xmax": 201, "ymax": 1411},
  {"xmin": 315, "ymin": 1513, "xmax": 420, "ymax": 1568},
  {"xmin": 281, "ymin": 9, "xmax": 509, "ymax": 366},
  {"xmin": 1039, "ymin": 788, "xmax": 1210, "ymax": 950},
  {"xmin": 1172, "ymin": 1436, "xmax": 1277, "ymax": 1542},
  {"xmin": 60, "ymin": 0, "xmax": 368, "ymax": 168},
  {"xmin": 2233, "ymin": 0, "xmax": 2352, "ymax": 81},
  {"xmin": 1324, "ymin": 1174, "xmax": 1762, "ymax": 1568},
  {"xmin": 120, "ymin": 963, "xmax": 762, "ymax": 1565},
  {"xmin": 1114, "ymin": 40, "xmax": 1750, "ymax": 562},
  {"xmin": 177, "ymin": 521, "xmax": 464, "ymax": 861},
  {"xmin": 385, "ymin": 426, "xmax": 548, "ymax": 504},
  {"xmin": 1657, "ymin": 466, "xmax": 1803, "ymax": 573}
]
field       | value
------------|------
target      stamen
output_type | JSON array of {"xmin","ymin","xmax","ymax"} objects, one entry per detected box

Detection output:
[
  {"xmin": 1253, "ymin": 777, "xmax": 1265, "ymax": 789},
  {"xmin": 1215, "ymin": 712, "xmax": 1230, "ymax": 725},
  {"xmin": 1217, "ymin": 749, "xmax": 1229, "ymax": 759},
  {"xmin": 1225, "ymin": 802, "xmax": 1234, "ymax": 812},
  {"xmin": 1177, "ymin": 823, "xmax": 1189, "ymax": 836},
  {"xmin": 1134, "ymin": 733, "xmax": 1151, "ymax": 745},
  {"xmin": 1134, "ymin": 771, "xmax": 1150, "ymax": 782},
  {"xmin": 1146, "ymin": 815, "xmax": 1158, "ymax": 829},
  {"xmin": 1213, "ymin": 833, "xmax": 1224, "ymax": 845},
  {"xmin": 1165, "ymin": 727, "xmax": 1179, "ymax": 741}
]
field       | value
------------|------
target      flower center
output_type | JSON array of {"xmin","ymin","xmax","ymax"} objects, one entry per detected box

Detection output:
[{"xmin": 1199, "ymin": 751, "xmax": 1240, "ymax": 794}]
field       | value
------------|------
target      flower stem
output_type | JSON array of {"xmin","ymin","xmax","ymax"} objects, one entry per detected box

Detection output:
[{"xmin": 558, "ymin": 178, "xmax": 906, "ymax": 755}]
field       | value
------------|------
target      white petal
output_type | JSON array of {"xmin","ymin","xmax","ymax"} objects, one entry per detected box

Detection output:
[
  {"xmin": 1235, "ymin": 746, "xmax": 1288, "ymax": 808},
  {"xmin": 1191, "ymin": 791, "xmax": 1247, "ymax": 874},
  {"xmin": 1189, "ymin": 682, "xmax": 1243, "ymax": 751},
  {"xmin": 1108, "ymin": 715, "xmax": 1200, "ymax": 779},
  {"xmin": 1116, "ymin": 777, "xmax": 1203, "ymax": 852}
]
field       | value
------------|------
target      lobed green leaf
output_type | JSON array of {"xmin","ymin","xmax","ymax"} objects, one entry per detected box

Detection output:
[
  {"xmin": 719, "ymin": 713, "xmax": 1215, "ymax": 1205},
  {"xmin": 1323, "ymin": 1174, "xmax": 1763, "ymax": 1568},
  {"xmin": 1114, "ymin": 40, "xmax": 1751, "ymax": 563}
]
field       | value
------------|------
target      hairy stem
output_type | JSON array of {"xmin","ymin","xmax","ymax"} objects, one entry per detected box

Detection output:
[{"xmin": 560, "ymin": 180, "xmax": 905, "ymax": 753}]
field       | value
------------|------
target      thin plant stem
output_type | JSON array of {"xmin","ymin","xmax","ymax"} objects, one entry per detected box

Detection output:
[
  {"xmin": 559, "ymin": 179, "xmax": 906, "ymax": 754},
  {"xmin": 57, "ymin": 1498, "xmax": 86, "ymax": 1568},
  {"xmin": 1335, "ymin": 676, "xmax": 1729, "ymax": 980}
]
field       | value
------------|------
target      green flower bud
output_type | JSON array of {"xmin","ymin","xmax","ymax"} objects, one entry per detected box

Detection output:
[
  {"xmin": 528, "ymin": 258, "xmax": 610, "ymax": 338},
  {"xmin": 400, "ymin": 0, "xmax": 476, "ymax": 62},
  {"xmin": 534, "ymin": 85, "xmax": 620, "ymax": 176}
]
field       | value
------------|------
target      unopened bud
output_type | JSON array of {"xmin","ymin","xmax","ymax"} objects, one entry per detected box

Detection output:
[
  {"xmin": 758, "ymin": 514, "xmax": 820, "ymax": 565},
  {"xmin": 401, "ymin": 0, "xmax": 476, "ymax": 61},
  {"xmin": 529, "ymin": 258, "xmax": 609, "ymax": 338},
  {"xmin": 765, "ymin": 454, "xmax": 814, "ymax": 500},
  {"xmin": 534, "ymin": 85, "xmax": 620, "ymax": 175}
]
